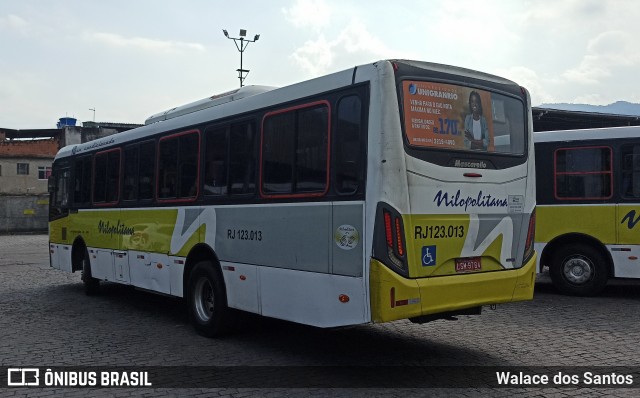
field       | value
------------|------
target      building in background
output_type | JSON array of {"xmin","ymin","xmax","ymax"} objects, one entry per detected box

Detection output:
[
  {"xmin": 0, "ymin": 118, "xmax": 141, "ymax": 195},
  {"xmin": 0, "ymin": 118, "xmax": 140, "ymax": 233},
  {"xmin": 0, "ymin": 134, "xmax": 58, "ymax": 195}
]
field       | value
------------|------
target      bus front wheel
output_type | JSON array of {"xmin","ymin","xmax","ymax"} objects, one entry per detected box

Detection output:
[
  {"xmin": 81, "ymin": 249, "xmax": 100, "ymax": 296},
  {"xmin": 187, "ymin": 261, "xmax": 235, "ymax": 337},
  {"xmin": 549, "ymin": 243, "xmax": 608, "ymax": 296}
]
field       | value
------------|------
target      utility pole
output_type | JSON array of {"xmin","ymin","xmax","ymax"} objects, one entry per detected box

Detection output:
[{"xmin": 223, "ymin": 29, "xmax": 260, "ymax": 87}]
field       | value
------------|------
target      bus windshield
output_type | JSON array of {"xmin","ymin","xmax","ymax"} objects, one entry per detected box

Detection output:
[{"xmin": 402, "ymin": 80, "xmax": 526, "ymax": 155}]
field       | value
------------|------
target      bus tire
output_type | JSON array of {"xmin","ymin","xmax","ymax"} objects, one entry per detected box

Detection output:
[
  {"xmin": 549, "ymin": 243, "xmax": 608, "ymax": 296},
  {"xmin": 81, "ymin": 249, "xmax": 100, "ymax": 296},
  {"xmin": 187, "ymin": 261, "xmax": 235, "ymax": 337}
]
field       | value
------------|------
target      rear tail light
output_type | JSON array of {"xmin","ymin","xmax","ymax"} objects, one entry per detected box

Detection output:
[
  {"xmin": 523, "ymin": 209, "xmax": 536, "ymax": 263},
  {"xmin": 395, "ymin": 217, "xmax": 405, "ymax": 257},
  {"xmin": 384, "ymin": 211, "xmax": 393, "ymax": 248},
  {"xmin": 376, "ymin": 204, "xmax": 408, "ymax": 276}
]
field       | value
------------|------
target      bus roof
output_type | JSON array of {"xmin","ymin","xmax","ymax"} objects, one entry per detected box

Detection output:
[
  {"xmin": 144, "ymin": 85, "xmax": 277, "ymax": 125},
  {"xmin": 534, "ymin": 125, "xmax": 640, "ymax": 143},
  {"xmin": 54, "ymin": 59, "xmax": 525, "ymax": 161}
]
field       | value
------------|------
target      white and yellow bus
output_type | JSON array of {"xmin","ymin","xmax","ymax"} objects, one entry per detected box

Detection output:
[
  {"xmin": 49, "ymin": 60, "xmax": 536, "ymax": 336},
  {"xmin": 535, "ymin": 126, "xmax": 640, "ymax": 296}
]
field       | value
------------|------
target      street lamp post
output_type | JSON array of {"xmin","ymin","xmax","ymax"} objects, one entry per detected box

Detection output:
[{"xmin": 223, "ymin": 29, "xmax": 260, "ymax": 87}]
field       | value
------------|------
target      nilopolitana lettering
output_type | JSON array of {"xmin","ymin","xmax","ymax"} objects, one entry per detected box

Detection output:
[
  {"xmin": 97, "ymin": 220, "xmax": 135, "ymax": 237},
  {"xmin": 434, "ymin": 190, "xmax": 508, "ymax": 211}
]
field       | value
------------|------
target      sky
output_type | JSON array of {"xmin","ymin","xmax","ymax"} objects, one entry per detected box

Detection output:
[{"xmin": 1, "ymin": 0, "xmax": 639, "ymax": 129}]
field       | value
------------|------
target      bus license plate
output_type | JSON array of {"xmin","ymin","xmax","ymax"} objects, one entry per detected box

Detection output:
[{"xmin": 455, "ymin": 257, "xmax": 482, "ymax": 273}]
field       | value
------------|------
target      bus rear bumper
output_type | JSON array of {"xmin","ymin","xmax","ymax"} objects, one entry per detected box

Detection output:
[{"xmin": 370, "ymin": 253, "xmax": 537, "ymax": 323}]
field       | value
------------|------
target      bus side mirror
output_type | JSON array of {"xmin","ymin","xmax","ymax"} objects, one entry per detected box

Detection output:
[{"xmin": 48, "ymin": 176, "xmax": 56, "ymax": 193}]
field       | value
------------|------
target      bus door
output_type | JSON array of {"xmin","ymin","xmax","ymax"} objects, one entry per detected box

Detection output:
[
  {"xmin": 49, "ymin": 163, "xmax": 71, "ymax": 272},
  {"xmin": 91, "ymin": 148, "xmax": 128, "ymax": 283}
]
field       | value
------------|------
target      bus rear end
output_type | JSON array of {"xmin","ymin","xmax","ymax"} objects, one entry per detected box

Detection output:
[{"xmin": 369, "ymin": 60, "xmax": 536, "ymax": 323}]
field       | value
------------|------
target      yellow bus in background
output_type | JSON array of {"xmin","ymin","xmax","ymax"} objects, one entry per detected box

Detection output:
[{"xmin": 535, "ymin": 126, "xmax": 640, "ymax": 295}]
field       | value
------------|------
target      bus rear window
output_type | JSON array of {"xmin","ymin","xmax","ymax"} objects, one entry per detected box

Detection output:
[{"xmin": 401, "ymin": 81, "xmax": 525, "ymax": 155}]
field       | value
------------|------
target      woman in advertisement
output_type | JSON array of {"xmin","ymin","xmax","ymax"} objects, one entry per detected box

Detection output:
[{"xmin": 464, "ymin": 91, "xmax": 489, "ymax": 150}]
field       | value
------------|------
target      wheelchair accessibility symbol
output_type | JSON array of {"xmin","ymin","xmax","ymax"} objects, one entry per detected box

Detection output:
[{"xmin": 422, "ymin": 245, "xmax": 437, "ymax": 266}]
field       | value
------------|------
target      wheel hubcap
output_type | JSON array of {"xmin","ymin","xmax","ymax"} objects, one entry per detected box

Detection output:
[
  {"xmin": 562, "ymin": 256, "xmax": 593, "ymax": 285},
  {"xmin": 194, "ymin": 278, "xmax": 214, "ymax": 322}
]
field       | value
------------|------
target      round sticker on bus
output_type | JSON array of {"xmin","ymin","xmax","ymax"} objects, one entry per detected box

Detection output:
[{"xmin": 335, "ymin": 225, "xmax": 359, "ymax": 250}]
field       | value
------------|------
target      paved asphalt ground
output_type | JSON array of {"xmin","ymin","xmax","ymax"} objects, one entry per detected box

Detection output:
[{"xmin": 0, "ymin": 234, "xmax": 639, "ymax": 397}]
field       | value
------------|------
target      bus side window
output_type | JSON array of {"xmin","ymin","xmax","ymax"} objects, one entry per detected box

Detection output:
[
  {"xmin": 179, "ymin": 133, "xmax": 199, "ymax": 198},
  {"xmin": 621, "ymin": 144, "xmax": 640, "ymax": 198},
  {"xmin": 204, "ymin": 127, "xmax": 228, "ymax": 196},
  {"xmin": 123, "ymin": 145, "xmax": 139, "ymax": 201},
  {"xmin": 50, "ymin": 164, "xmax": 70, "ymax": 220},
  {"xmin": 93, "ymin": 149, "xmax": 121, "ymax": 205},
  {"xmin": 73, "ymin": 156, "xmax": 92, "ymax": 206},
  {"xmin": 334, "ymin": 95, "xmax": 362, "ymax": 195},
  {"xmin": 555, "ymin": 146, "xmax": 612, "ymax": 200},
  {"xmin": 55, "ymin": 168, "xmax": 70, "ymax": 208},
  {"xmin": 262, "ymin": 103, "xmax": 329, "ymax": 196},
  {"xmin": 230, "ymin": 123, "xmax": 256, "ymax": 195},
  {"xmin": 159, "ymin": 137, "xmax": 178, "ymax": 199},
  {"xmin": 138, "ymin": 140, "xmax": 155, "ymax": 200},
  {"xmin": 158, "ymin": 131, "xmax": 199, "ymax": 200},
  {"xmin": 262, "ymin": 112, "xmax": 295, "ymax": 194}
]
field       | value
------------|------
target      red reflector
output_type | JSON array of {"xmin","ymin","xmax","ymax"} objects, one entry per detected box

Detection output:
[
  {"xmin": 463, "ymin": 173, "xmax": 482, "ymax": 178},
  {"xmin": 240, "ymin": 275, "xmax": 247, "ymax": 281},
  {"xmin": 395, "ymin": 218, "xmax": 404, "ymax": 257},
  {"xmin": 384, "ymin": 211, "xmax": 393, "ymax": 248},
  {"xmin": 395, "ymin": 299, "xmax": 409, "ymax": 307},
  {"xmin": 629, "ymin": 256, "xmax": 638, "ymax": 260},
  {"xmin": 338, "ymin": 294, "xmax": 350, "ymax": 303},
  {"xmin": 390, "ymin": 287, "xmax": 395, "ymax": 308},
  {"xmin": 156, "ymin": 263, "xmax": 163, "ymax": 269}
]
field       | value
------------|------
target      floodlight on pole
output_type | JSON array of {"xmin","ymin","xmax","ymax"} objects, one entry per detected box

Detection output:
[{"xmin": 222, "ymin": 28, "xmax": 260, "ymax": 87}]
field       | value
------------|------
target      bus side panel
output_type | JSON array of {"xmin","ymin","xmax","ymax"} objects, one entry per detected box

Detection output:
[
  {"xmin": 220, "ymin": 261, "xmax": 259, "ymax": 313},
  {"xmin": 536, "ymin": 205, "xmax": 616, "ymax": 245},
  {"xmin": 49, "ymin": 217, "xmax": 72, "ymax": 271},
  {"xmin": 259, "ymin": 267, "xmax": 367, "ymax": 327},
  {"xmin": 213, "ymin": 204, "xmax": 332, "ymax": 274},
  {"xmin": 614, "ymin": 204, "xmax": 640, "ymax": 278},
  {"xmin": 331, "ymin": 202, "xmax": 365, "ymax": 277},
  {"xmin": 49, "ymin": 242, "xmax": 69, "ymax": 271},
  {"xmin": 608, "ymin": 245, "xmax": 640, "ymax": 277}
]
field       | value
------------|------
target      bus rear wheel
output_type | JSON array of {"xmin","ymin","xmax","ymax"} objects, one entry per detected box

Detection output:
[
  {"xmin": 549, "ymin": 243, "xmax": 608, "ymax": 296},
  {"xmin": 187, "ymin": 261, "xmax": 235, "ymax": 337},
  {"xmin": 81, "ymin": 249, "xmax": 100, "ymax": 296}
]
